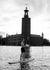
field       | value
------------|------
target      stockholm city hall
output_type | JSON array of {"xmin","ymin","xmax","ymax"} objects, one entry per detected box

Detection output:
[{"xmin": 1, "ymin": 7, "xmax": 50, "ymax": 46}]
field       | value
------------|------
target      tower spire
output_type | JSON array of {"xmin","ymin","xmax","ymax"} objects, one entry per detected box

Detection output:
[
  {"xmin": 24, "ymin": 0, "xmax": 29, "ymax": 17},
  {"xmin": 24, "ymin": 6, "xmax": 29, "ymax": 18},
  {"xmin": 25, "ymin": 2, "xmax": 28, "ymax": 8},
  {"xmin": 25, "ymin": 0, "xmax": 28, "ymax": 8},
  {"xmin": 25, "ymin": 0, "xmax": 30, "ymax": 8}
]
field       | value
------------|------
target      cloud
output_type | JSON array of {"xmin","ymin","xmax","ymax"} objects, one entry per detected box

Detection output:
[
  {"xmin": 3, "ymin": 17, "xmax": 10, "ymax": 22},
  {"xmin": 30, "ymin": 0, "xmax": 47, "ymax": 14},
  {"xmin": 14, "ymin": 0, "xmax": 25, "ymax": 6},
  {"xmin": 0, "ymin": 0, "xmax": 50, "ymax": 40},
  {"xmin": 47, "ymin": 0, "xmax": 50, "ymax": 14}
]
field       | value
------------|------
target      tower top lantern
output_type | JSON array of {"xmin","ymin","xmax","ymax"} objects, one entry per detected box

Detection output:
[{"xmin": 24, "ymin": 7, "xmax": 29, "ymax": 17}]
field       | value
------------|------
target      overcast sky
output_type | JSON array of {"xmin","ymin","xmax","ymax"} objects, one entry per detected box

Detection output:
[{"xmin": 0, "ymin": 0, "xmax": 50, "ymax": 40}]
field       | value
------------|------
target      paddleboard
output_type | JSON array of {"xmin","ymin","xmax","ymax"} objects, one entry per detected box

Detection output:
[{"xmin": 8, "ymin": 58, "xmax": 34, "ymax": 64}]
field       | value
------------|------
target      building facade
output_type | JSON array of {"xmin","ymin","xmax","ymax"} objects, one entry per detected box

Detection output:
[{"xmin": 1, "ymin": 7, "xmax": 46, "ymax": 46}]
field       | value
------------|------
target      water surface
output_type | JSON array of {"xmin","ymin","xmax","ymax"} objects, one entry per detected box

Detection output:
[{"xmin": 0, "ymin": 46, "xmax": 50, "ymax": 70}]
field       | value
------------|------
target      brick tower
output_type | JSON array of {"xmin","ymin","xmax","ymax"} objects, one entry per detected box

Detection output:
[{"xmin": 22, "ymin": 7, "xmax": 31, "ymax": 44}]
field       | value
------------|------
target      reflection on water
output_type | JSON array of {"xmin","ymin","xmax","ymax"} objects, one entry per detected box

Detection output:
[{"xmin": 0, "ymin": 46, "xmax": 50, "ymax": 70}]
